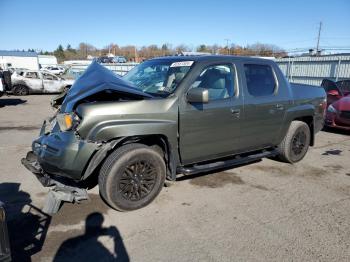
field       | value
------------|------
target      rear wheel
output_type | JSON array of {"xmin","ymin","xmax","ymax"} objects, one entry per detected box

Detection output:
[
  {"xmin": 277, "ymin": 121, "xmax": 311, "ymax": 163},
  {"xmin": 99, "ymin": 143, "xmax": 166, "ymax": 211},
  {"xmin": 13, "ymin": 85, "xmax": 29, "ymax": 96}
]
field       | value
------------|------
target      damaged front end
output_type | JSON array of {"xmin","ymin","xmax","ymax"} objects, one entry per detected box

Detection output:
[
  {"xmin": 22, "ymin": 61, "xmax": 153, "ymax": 214},
  {"xmin": 22, "ymin": 151, "xmax": 90, "ymax": 214}
]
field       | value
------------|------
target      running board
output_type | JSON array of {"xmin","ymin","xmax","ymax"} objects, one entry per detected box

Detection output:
[{"xmin": 177, "ymin": 149, "xmax": 278, "ymax": 175}]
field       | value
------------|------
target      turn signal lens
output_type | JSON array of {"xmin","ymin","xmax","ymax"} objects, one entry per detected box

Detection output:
[
  {"xmin": 64, "ymin": 114, "xmax": 73, "ymax": 130},
  {"xmin": 56, "ymin": 113, "xmax": 80, "ymax": 131}
]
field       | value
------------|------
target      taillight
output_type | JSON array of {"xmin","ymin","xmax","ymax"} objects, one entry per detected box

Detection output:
[{"xmin": 320, "ymin": 98, "xmax": 327, "ymax": 115}]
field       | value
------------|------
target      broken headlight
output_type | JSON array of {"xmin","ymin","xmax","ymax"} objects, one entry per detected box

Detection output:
[
  {"xmin": 327, "ymin": 104, "xmax": 337, "ymax": 113},
  {"xmin": 56, "ymin": 112, "xmax": 80, "ymax": 131}
]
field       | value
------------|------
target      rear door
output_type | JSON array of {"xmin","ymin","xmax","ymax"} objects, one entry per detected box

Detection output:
[
  {"xmin": 179, "ymin": 63, "xmax": 243, "ymax": 164},
  {"xmin": 239, "ymin": 62, "xmax": 290, "ymax": 150},
  {"xmin": 42, "ymin": 72, "xmax": 63, "ymax": 93}
]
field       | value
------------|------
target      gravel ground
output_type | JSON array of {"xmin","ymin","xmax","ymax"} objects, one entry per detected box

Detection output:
[{"xmin": 0, "ymin": 95, "xmax": 350, "ymax": 262}]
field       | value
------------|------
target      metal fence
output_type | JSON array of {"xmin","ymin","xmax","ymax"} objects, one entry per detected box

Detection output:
[
  {"xmin": 68, "ymin": 63, "xmax": 137, "ymax": 78},
  {"xmin": 275, "ymin": 55, "xmax": 350, "ymax": 85},
  {"xmin": 68, "ymin": 56, "xmax": 350, "ymax": 86}
]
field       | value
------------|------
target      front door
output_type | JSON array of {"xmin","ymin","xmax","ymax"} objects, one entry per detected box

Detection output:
[
  {"xmin": 42, "ymin": 72, "xmax": 62, "ymax": 93},
  {"xmin": 179, "ymin": 63, "xmax": 243, "ymax": 165}
]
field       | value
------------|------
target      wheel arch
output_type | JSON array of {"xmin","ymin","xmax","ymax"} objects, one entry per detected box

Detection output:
[
  {"xmin": 12, "ymin": 83, "xmax": 31, "ymax": 95},
  {"xmin": 281, "ymin": 104, "xmax": 316, "ymax": 147},
  {"xmin": 81, "ymin": 134, "xmax": 177, "ymax": 183}
]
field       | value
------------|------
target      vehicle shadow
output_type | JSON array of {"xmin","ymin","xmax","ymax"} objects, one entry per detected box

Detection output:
[
  {"xmin": 0, "ymin": 98, "xmax": 27, "ymax": 107},
  {"xmin": 53, "ymin": 212, "xmax": 130, "ymax": 262},
  {"xmin": 0, "ymin": 183, "xmax": 51, "ymax": 262},
  {"xmin": 322, "ymin": 126, "xmax": 350, "ymax": 136}
]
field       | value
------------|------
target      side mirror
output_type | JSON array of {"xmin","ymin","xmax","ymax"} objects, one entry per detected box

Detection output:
[
  {"xmin": 327, "ymin": 90, "xmax": 340, "ymax": 96},
  {"xmin": 187, "ymin": 88, "xmax": 209, "ymax": 103}
]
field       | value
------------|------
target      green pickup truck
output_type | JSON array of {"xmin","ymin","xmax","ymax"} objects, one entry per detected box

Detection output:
[{"xmin": 22, "ymin": 56, "xmax": 326, "ymax": 213}]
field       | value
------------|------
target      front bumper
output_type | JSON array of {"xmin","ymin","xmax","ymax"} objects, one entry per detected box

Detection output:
[
  {"xmin": 325, "ymin": 112, "xmax": 350, "ymax": 131},
  {"xmin": 21, "ymin": 151, "xmax": 90, "ymax": 214},
  {"xmin": 27, "ymin": 119, "xmax": 99, "ymax": 181}
]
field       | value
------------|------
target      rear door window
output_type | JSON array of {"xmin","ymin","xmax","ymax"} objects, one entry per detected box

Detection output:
[
  {"xmin": 244, "ymin": 64, "xmax": 276, "ymax": 96},
  {"xmin": 25, "ymin": 72, "xmax": 39, "ymax": 79}
]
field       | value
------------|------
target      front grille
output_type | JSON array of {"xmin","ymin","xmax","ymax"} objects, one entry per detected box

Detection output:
[{"xmin": 340, "ymin": 111, "xmax": 350, "ymax": 120}]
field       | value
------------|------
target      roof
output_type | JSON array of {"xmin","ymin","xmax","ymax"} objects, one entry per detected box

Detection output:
[
  {"xmin": 0, "ymin": 50, "xmax": 38, "ymax": 57},
  {"xmin": 149, "ymin": 55, "xmax": 271, "ymax": 63}
]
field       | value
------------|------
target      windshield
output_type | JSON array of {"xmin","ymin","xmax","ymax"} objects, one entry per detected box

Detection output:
[{"xmin": 123, "ymin": 60, "xmax": 193, "ymax": 96}]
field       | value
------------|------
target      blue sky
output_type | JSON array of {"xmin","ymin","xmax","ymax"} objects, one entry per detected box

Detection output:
[{"xmin": 1, "ymin": 0, "xmax": 350, "ymax": 52}]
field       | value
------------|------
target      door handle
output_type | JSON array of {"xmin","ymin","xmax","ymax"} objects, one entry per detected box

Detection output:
[
  {"xmin": 230, "ymin": 108, "xmax": 240, "ymax": 118},
  {"xmin": 275, "ymin": 104, "xmax": 284, "ymax": 110}
]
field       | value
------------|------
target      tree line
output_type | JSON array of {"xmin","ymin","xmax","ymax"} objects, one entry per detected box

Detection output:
[{"xmin": 35, "ymin": 42, "xmax": 287, "ymax": 63}]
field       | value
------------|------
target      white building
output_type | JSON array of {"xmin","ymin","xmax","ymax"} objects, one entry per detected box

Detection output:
[
  {"xmin": 0, "ymin": 50, "xmax": 39, "ymax": 70},
  {"xmin": 63, "ymin": 60, "xmax": 92, "ymax": 66},
  {"xmin": 38, "ymin": 55, "xmax": 58, "ymax": 67}
]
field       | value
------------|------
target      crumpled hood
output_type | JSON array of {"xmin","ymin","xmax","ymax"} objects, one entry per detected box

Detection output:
[
  {"xmin": 332, "ymin": 95, "xmax": 350, "ymax": 111},
  {"xmin": 59, "ymin": 61, "xmax": 152, "ymax": 112}
]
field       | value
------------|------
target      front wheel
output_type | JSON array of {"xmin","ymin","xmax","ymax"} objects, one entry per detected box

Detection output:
[
  {"xmin": 99, "ymin": 143, "xmax": 166, "ymax": 211},
  {"xmin": 277, "ymin": 121, "xmax": 311, "ymax": 163}
]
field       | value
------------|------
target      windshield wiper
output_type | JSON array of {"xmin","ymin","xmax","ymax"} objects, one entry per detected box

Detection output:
[{"xmin": 145, "ymin": 90, "xmax": 171, "ymax": 97}]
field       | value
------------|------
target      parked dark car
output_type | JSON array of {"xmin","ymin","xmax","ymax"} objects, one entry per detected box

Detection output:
[
  {"xmin": 96, "ymin": 56, "xmax": 113, "ymax": 64},
  {"xmin": 322, "ymin": 79, "xmax": 350, "ymax": 130},
  {"xmin": 112, "ymin": 56, "xmax": 127, "ymax": 63},
  {"xmin": 0, "ymin": 202, "xmax": 11, "ymax": 262},
  {"xmin": 337, "ymin": 79, "xmax": 350, "ymax": 93},
  {"xmin": 22, "ymin": 56, "xmax": 326, "ymax": 213}
]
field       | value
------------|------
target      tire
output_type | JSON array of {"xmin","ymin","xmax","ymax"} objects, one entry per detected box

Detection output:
[
  {"xmin": 99, "ymin": 143, "xmax": 166, "ymax": 211},
  {"xmin": 63, "ymin": 86, "xmax": 71, "ymax": 93},
  {"xmin": 13, "ymin": 85, "xmax": 29, "ymax": 96},
  {"xmin": 277, "ymin": 121, "xmax": 311, "ymax": 163}
]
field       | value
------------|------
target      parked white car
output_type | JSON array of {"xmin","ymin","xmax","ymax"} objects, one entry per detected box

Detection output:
[
  {"xmin": 41, "ymin": 66, "xmax": 66, "ymax": 75},
  {"xmin": 11, "ymin": 70, "xmax": 74, "ymax": 95}
]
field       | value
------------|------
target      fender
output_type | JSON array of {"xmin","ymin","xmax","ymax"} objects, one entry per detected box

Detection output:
[
  {"xmin": 277, "ymin": 104, "xmax": 315, "ymax": 146},
  {"xmin": 79, "ymin": 119, "xmax": 178, "ymax": 179},
  {"xmin": 81, "ymin": 134, "xmax": 178, "ymax": 181},
  {"xmin": 86, "ymin": 119, "xmax": 177, "ymax": 142}
]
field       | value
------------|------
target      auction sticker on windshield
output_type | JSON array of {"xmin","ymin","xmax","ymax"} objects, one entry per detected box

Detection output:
[{"xmin": 170, "ymin": 61, "xmax": 194, "ymax": 67}]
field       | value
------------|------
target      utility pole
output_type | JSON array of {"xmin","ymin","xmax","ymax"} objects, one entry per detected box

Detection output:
[
  {"xmin": 224, "ymin": 39, "xmax": 230, "ymax": 55},
  {"xmin": 134, "ymin": 46, "xmax": 137, "ymax": 63},
  {"xmin": 316, "ymin": 22, "xmax": 322, "ymax": 55}
]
